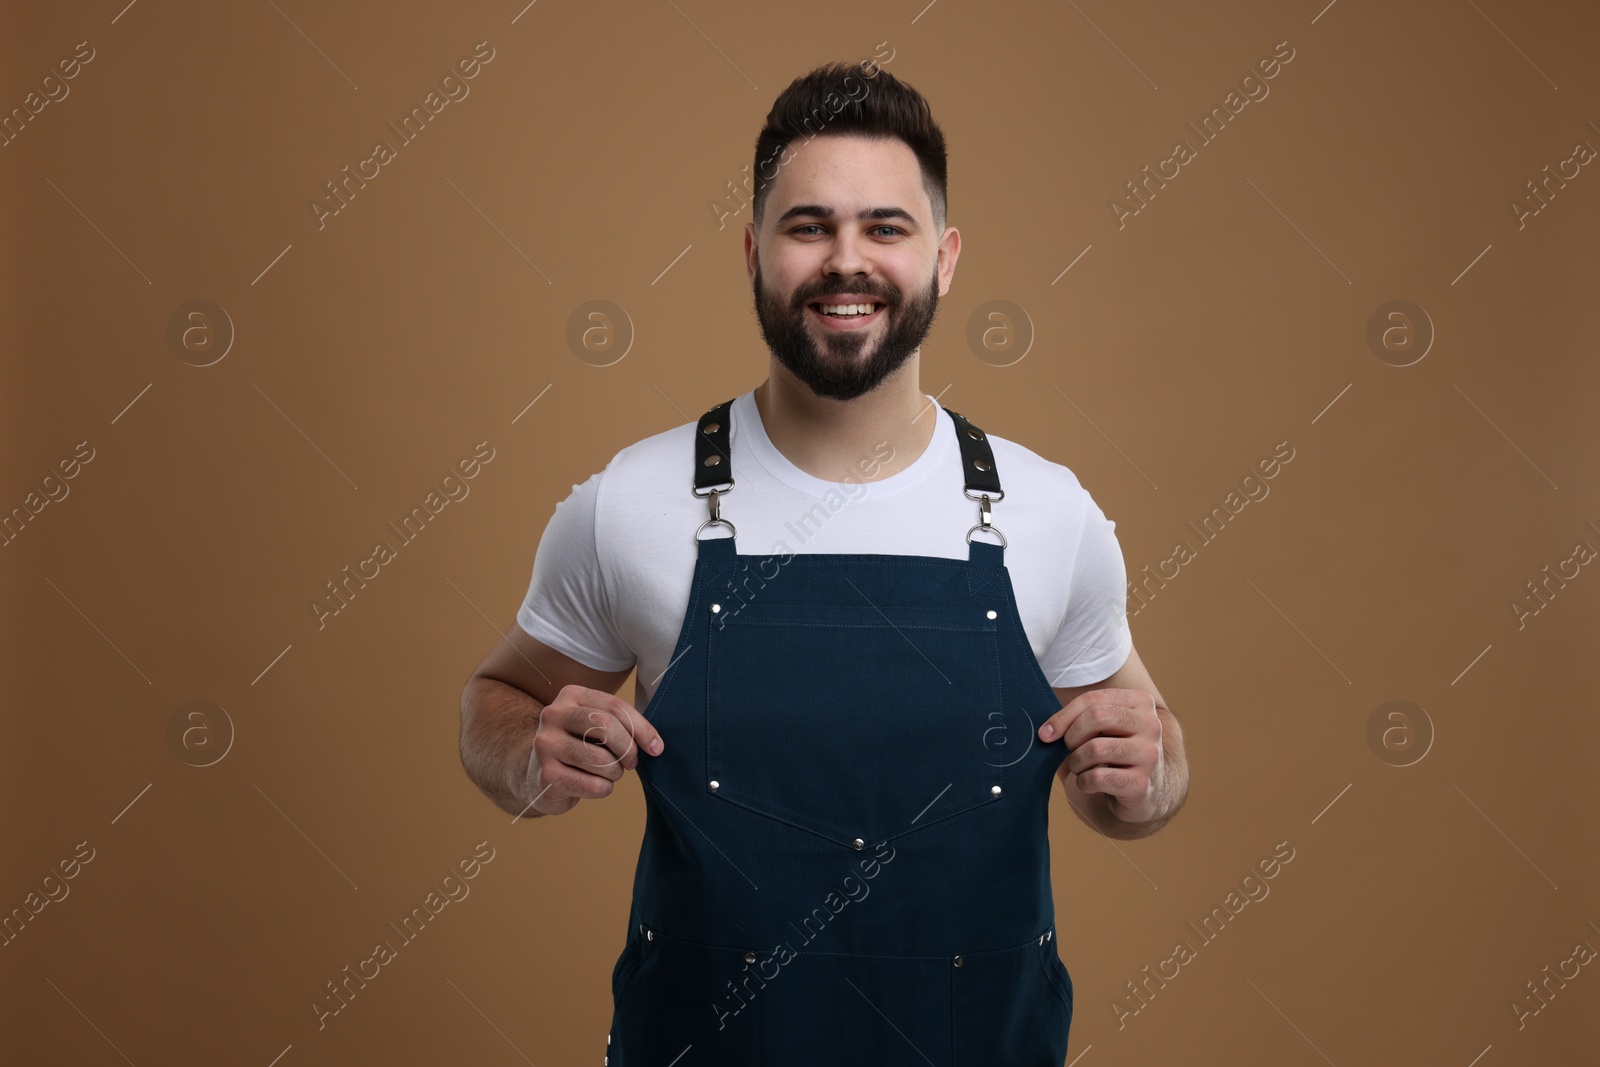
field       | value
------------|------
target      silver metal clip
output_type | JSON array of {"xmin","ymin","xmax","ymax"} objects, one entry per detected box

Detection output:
[
  {"xmin": 694, "ymin": 485, "xmax": 738, "ymax": 541},
  {"xmin": 964, "ymin": 491, "xmax": 1007, "ymax": 547}
]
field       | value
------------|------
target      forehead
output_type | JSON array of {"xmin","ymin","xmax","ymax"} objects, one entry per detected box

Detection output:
[{"xmin": 764, "ymin": 134, "xmax": 930, "ymax": 224}]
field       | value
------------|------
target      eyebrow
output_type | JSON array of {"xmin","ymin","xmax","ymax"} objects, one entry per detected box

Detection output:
[{"xmin": 775, "ymin": 204, "xmax": 919, "ymax": 228}]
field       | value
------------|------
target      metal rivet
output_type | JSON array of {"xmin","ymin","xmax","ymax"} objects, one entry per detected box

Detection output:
[
  {"xmin": 991, "ymin": 785, "xmax": 1002, "ymax": 797},
  {"xmin": 608, "ymin": 1034, "xmax": 612, "ymax": 1044},
  {"xmin": 704, "ymin": 421, "xmax": 721, "ymax": 434},
  {"xmin": 1047, "ymin": 929, "xmax": 1053, "ymax": 941},
  {"xmin": 703, "ymin": 455, "xmax": 722, "ymax": 467},
  {"xmin": 646, "ymin": 928, "xmax": 654, "ymax": 941},
  {"xmin": 709, "ymin": 780, "xmax": 720, "ymax": 792},
  {"xmin": 974, "ymin": 458, "xmax": 991, "ymax": 472},
  {"xmin": 953, "ymin": 955, "xmax": 963, "ymax": 967},
  {"xmin": 852, "ymin": 838, "xmax": 864, "ymax": 850},
  {"xmin": 710, "ymin": 603, "xmax": 721, "ymax": 613},
  {"xmin": 744, "ymin": 951, "xmax": 757, "ymax": 964},
  {"xmin": 966, "ymin": 427, "xmax": 983, "ymax": 441},
  {"xmin": 986, "ymin": 609, "xmax": 997, "ymax": 620}
]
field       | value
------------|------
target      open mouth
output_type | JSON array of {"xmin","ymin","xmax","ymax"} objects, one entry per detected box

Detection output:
[{"xmin": 807, "ymin": 300, "xmax": 886, "ymax": 328}]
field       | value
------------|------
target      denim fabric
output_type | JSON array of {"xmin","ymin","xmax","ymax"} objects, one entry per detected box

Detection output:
[{"xmin": 606, "ymin": 529, "xmax": 1075, "ymax": 1066}]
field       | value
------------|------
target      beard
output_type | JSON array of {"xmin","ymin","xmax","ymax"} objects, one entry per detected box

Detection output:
[{"xmin": 752, "ymin": 260, "xmax": 941, "ymax": 402}]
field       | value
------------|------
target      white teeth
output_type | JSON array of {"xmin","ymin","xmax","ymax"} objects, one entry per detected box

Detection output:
[{"xmin": 818, "ymin": 303, "xmax": 878, "ymax": 316}]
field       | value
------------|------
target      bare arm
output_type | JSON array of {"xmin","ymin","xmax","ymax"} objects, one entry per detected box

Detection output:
[
  {"xmin": 1049, "ymin": 644, "xmax": 1188, "ymax": 841},
  {"xmin": 459, "ymin": 621, "xmax": 638, "ymax": 818}
]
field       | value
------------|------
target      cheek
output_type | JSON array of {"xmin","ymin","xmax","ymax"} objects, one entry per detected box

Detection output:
[{"xmin": 759, "ymin": 256, "xmax": 804, "ymax": 296}]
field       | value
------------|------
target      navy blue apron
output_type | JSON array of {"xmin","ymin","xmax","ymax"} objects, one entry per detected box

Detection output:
[{"xmin": 605, "ymin": 399, "xmax": 1075, "ymax": 1066}]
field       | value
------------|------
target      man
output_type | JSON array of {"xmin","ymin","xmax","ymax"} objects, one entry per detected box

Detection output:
[{"xmin": 460, "ymin": 59, "xmax": 1188, "ymax": 1065}]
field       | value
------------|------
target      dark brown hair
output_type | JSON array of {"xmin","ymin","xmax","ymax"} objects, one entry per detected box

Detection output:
[{"xmin": 751, "ymin": 60, "xmax": 948, "ymax": 233}]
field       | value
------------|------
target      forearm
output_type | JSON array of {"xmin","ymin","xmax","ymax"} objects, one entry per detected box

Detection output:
[{"xmin": 459, "ymin": 675, "xmax": 546, "ymax": 818}]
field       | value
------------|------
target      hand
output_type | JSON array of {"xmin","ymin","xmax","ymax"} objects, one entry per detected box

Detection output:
[
  {"xmin": 519, "ymin": 685, "xmax": 664, "ymax": 817},
  {"xmin": 1039, "ymin": 688, "xmax": 1167, "ymax": 824}
]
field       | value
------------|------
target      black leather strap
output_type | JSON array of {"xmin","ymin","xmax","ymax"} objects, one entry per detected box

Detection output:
[
  {"xmin": 691, "ymin": 397, "xmax": 1002, "ymax": 496},
  {"xmin": 941, "ymin": 406, "xmax": 1002, "ymax": 496},
  {"xmin": 693, "ymin": 398, "xmax": 736, "ymax": 491}
]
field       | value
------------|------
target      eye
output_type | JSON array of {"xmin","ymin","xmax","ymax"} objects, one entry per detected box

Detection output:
[{"xmin": 788, "ymin": 224, "xmax": 907, "ymax": 237}]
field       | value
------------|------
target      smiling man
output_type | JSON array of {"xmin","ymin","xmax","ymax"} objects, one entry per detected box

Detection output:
[{"xmin": 460, "ymin": 60, "xmax": 1188, "ymax": 1066}]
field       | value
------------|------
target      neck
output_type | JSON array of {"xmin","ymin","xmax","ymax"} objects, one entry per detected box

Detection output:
[{"xmin": 752, "ymin": 359, "xmax": 938, "ymax": 483}]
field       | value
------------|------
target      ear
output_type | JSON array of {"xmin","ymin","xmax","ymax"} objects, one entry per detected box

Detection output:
[{"xmin": 744, "ymin": 222, "xmax": 759, "ymax": 282}]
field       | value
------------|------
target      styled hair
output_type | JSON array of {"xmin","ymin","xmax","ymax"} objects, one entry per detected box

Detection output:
[{"xmin": 751, "ymin": 61, "xmax": 948, "ymax": 233}]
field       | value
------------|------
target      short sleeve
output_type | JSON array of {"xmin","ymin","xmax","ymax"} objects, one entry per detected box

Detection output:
[
  {"xmin": 515, "ymin": 469, "xmax": 636, "ymax": 672},
  {"xmin": 1038, "ymin": 497, "xmax": 1133, "ymax": 688}
]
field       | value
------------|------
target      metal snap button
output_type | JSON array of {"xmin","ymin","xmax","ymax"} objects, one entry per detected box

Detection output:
[
  {"xmin": 953, "ymin": 955, "xmax": 963, "ymax": 967},
  {"xmin": 986, "ymin": 609, "xmax": 997, "ymax": 619},
  {"xmin": 646, "ymin": 928, "xmax": 654, "ymax": 941},
  {"xmin": 852, "ymin": 838, "xmax": 864, "ymax": 850},
  {"xmin": 709, "ymin": 780, "xmax": 720, "ymax": 792},
  {"xmin": 710, "ymin": 603, "xmax": 721, "ymax": 613},
  {"xmin": 991, "ymin": 785, "xmax": 1002, "ymax": 797},
  {"xmin": 1047, "ymin": 929, "xmax": 1052, "ymax": 941},
  {"xmin": 1039, "ymin": 934, "xmax": 1045, "ymax": 945},
  {"xmin": 744, "ymin": 951, "xmax": 756, "ymax": 964}
]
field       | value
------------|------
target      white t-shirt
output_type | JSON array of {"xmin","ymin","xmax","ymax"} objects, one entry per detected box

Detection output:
[{"xmin": 517, "ymin": 390, "xmax": 1133, "ymax": 710}]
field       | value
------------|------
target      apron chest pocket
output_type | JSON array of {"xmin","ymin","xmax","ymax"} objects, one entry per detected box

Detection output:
[{"xmin": 707, "ymin": 601, "xmax": 1004, "ymax": 847}]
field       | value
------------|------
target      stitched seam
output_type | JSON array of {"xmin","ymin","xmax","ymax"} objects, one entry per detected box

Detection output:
[
  {"xmin": 885, "ymin": 797, "xmax": 998, "ymax": 840},
  {"xmin": 994, "ymin": 618, "xmax": 1004, "ymax": 738},
  {"xmin": 705, "ymin": 793, "xmax": 862, "ymax": 846},
  {"xmin": 703, "ymin": 789, "xmax": 1002, "ymax": 846},
  {"xmin": 992, "ymin": 563, "xmax": 1070, "ymax": 707},
  {"xmin": 719, "ymin": 621, "xmax": 997, "ymax": 632},
  {"xmin": 735, "ymin": 554, "xmax": 978, "ymax": 569},
  {"xmin": 1040, "ymin": 947, "xmax": 1074, "ymax": 1012},
  {"xmin": 644, "ymin": 551, "xmax": 718, "ymax": 720},
  {"xmin": 704, "ymin": 556, "xmax": 736, "ymax": 776},
  {"xmin": 636, "ymin": 924, "xmax": 1055, "ymax": 957}
]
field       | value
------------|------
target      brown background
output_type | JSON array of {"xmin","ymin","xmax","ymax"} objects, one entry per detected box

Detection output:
[{"xmin": 4, "ymin": 0, "xmax": 1598, "ymax": 1063}]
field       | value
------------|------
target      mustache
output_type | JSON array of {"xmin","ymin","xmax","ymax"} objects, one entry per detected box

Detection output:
[{"xmin": 793, "ymin": 289, "xmax": 898, "ymax": 308}]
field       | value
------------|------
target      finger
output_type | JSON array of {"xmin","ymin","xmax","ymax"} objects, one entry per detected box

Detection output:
[
  {"xmin": 522, "ymin": 739, "xmax": 604, "ymax": 811},
  {"xmin": 563, "ymin": 734, "xmax": 627, "ymax": 783},
  {"xmin": 596, "ymin": 692, "xmax": 665, "ymax": 761},
  {"xmin": 547, "ymin": 749, "xmax": 622, "ymax": 799},
  {"xmin": 1063, "ymin": 735, "xmax": 1138, "ymax": 777},
  {"xmin": 562, "ymin": 708, "xmax": 636, "ymax": 776},
  {"xmin": 1039, "ymin": 694, "xmax": 1120, "ymax": 745},
  {"xmin": 1038, "ymin": 700, "xmax": 1084, "ymax": 744},
  {"xmin": 1039, "ymin": 687, "xmax": 1143, "ymax": 743},
  {"xmin": 1073, "ymin": 764, "xmax": 1145, "ymax": 803},
  {"xmin": 564, "ymin": 690, "xmax": 662, "ymax": 771},
  {"xmin": 1059, "ymin": 698, "xmax": 1143, "ymax": 749}
]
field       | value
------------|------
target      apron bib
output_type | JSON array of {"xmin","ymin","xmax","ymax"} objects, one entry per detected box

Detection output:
[{"xmin": 605, "ymin": 399, "xmax": 1075, "ymax": 1066}]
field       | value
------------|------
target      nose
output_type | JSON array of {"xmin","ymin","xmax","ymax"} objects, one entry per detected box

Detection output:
[{"xmin": 819, "ymin": 225, "xmax": 873, "ymax": 282}]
